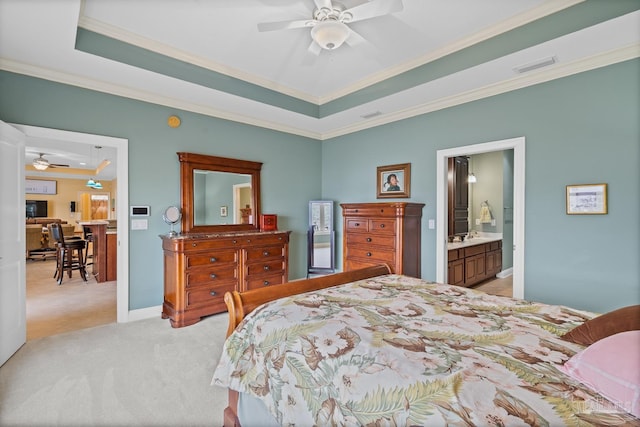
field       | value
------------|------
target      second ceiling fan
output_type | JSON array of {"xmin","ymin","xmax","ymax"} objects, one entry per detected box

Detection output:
[{"xmin": 257, "ymin": 0, "xmax": 404, "ymax": 55}]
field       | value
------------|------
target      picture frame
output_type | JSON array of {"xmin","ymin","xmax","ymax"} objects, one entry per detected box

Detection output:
[
  {"xmin": 566, "ymin": 183, "xmax": 607, "ymax": 215},
  {"xmin": 377, "ymin": 163, "xmax": 410, "ymax": 199},
  {"xmin": 25, "ymin": 179, "xmax": 57, "ymax": 195},
  {"xmin": 220, "ymin": 206, "xmax": 228, "ymax": 217}
]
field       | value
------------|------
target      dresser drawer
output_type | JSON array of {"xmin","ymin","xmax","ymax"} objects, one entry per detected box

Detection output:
[
  {"xmin": 369, "ymin": 219, "xmax": 396, "ymax": 234},
  {"xmin": 186, "ymin": 250, "xmax": 238, "ymax": 268},
  {"xmin": 245, "ymin": 272, "xmax": 285, "ymax": 290},
  {"xmin": 464, "ymin": 244, "xmax": 487, "ymax": 257},
  {"xmin": 186, "ymin": 264, "xmax": 238, "ymax": 287},
  {"xmin": 346, "ymin": 233, "xmax": 395, "ymax": 248},
  {"xmin": 346, "ymin": 246, "xmax": 395, "ymax": 264},
  {"xmin": 246, "ymin": 259, "xmax": 285, "ymax": 276},
  {"xmin": 345, "ymin": 218, "xmax": 369, "ymax": 232},
  {"xmin": 186, "ymin": 283, "xmax": 236, "ymax": 308},
  {"xmin": 342, "ymin": 206, "xmax": 396, "ymax": 217},
  {"xmin": 245, "ymin": 244, "xmax": 285, "ymax": 262}
]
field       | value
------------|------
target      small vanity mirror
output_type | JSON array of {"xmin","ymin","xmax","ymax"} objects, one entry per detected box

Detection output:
[
  {"xmin": 163, "ymin": 205, "xmax": 182, "ymax": 236},
  {"xmin": 178, "ymin": 152, "xmax": 262, "ymax": 234},
  {"xmin": 307, "ymin": 200, "xmax": 335, "ymax": 276}
]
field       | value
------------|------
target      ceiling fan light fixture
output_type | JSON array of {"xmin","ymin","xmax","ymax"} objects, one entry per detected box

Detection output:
[
  {"xmin": 92, "ymin": 181, "xmax": 103, "ymax": 190},
  {"xmin": 86, "ymin": 178, "xmax": 96, "ymax": 187},
  {"xmin": 33, "ymin": 159, "xmax": 49, "ymax": 170},
  {"xmin": 311, "ymin": 20, "xmax": 349, "ymax": 50}
]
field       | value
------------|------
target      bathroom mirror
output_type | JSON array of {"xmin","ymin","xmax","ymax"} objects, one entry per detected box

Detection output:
[
  {"xmin": 307, "ymin": 200, "xmax": 335, "ymax": 276},
  {"xmin": 178, "ymin": 152, "xmax": 261, "ymax": 234}
]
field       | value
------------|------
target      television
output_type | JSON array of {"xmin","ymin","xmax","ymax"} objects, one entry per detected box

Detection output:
[{"xmin": 26, "ymin": 200, "xmax": 48, "ymax": 218}]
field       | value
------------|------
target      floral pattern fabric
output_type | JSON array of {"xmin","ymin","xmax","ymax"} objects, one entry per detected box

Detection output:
[{"xmin": 213, "ymin": 274, "xmax": 639, "ymax": 426}]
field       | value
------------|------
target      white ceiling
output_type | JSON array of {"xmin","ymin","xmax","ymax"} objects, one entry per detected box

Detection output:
[{"xmin": 1, "ymin": 0, "xmax": 638, "ymax": 180}]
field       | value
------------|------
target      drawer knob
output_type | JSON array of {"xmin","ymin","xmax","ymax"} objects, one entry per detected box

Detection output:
[
  {"xmin": 366, "ymin": 252, "xmax": 372, "ymax": 257},
  {"xmin": 263, "ymin": 265, "xmax": 270, "ymax": 271},
  {"xmin": 232, "ymin": 240, "xmax": 237, "ymax": 244},
  {"xmin": 263, "ymin": 280, "xmax": 270, "ymax": 286},
  {"xmin": 263, "ymin": 251, "xmax": 270, "ymax": 256},
  {"xmin": 366, "ymin": 237, "xmax": 372, "ymax": 242},
  {"xmin": 380, "ymin": 224, "xmax": 385, "ymax": 228},
  {"xmin": 355, "ymin": 223, "xmax": 360, "ymax": 227},
  {"xmin": 192, "ymin": 243, "xmax": 197, "ymax": 247},
  {"xmin": 247, "ymin": 239, "xmax": 251, "ymax": 243},
  {"xmin": 210, "ymin": 290, "xmax": 217, "ymax": 296},
  {"xmin": 210, "ymin": 257, "xmax": 217, "ymax": 263},
  {"xmin": 210, "ymin": 273, "xmax": 217, "ymax": 279}
]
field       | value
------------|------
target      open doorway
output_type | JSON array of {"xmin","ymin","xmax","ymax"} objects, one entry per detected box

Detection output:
[
  {"xmin": 15, "ymin": 124, "xmax": 129, "ymax": 338},
  {"xmin": 436, "ymin": 137, "xmax": 525, "ymax": 299}
]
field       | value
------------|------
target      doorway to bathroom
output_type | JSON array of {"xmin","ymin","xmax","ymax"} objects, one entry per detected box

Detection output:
[{"xmin": 436, "ymin": 137, "xmax": 525, "ymax": 299}]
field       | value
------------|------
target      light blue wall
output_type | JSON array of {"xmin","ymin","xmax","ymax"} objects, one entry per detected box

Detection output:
[
  {"xmin": 322, "ymin": 59, "xmax": 639, "ymax": 313},
  {"xmin": 0, "ymin": 71, "xmax": 322, "ymax": 310},
  {"xmin": 2, "ymin": 59, "xmax": 638, "ymax": 314}
]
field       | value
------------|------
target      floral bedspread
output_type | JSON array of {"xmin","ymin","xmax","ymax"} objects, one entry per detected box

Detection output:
[{"xmin": 212, "ymin": 274, "xmax": 639, "ymax": 426}]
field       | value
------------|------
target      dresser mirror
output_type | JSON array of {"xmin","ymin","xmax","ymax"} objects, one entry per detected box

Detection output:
[
  {"xmin": 178, "ymin": 152, "xmax": 262, "ymax": 234},
  {"xmin": 307, "ymin": 200, "xmax": 335, "ymax": 277}
]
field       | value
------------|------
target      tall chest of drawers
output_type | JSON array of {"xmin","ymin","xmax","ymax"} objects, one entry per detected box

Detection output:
[
  {"xmin": 341, "ymin": 202, "xmax": 424, "ymax": 277},
  {"xmin": 161, "ymin": 230, "xmax": 290, "ymax": 328}
]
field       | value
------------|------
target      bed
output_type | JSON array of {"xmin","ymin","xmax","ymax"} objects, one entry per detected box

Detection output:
[{"xmin": 213, "ymin": 265, "xmax": 640, "ymax": 426}]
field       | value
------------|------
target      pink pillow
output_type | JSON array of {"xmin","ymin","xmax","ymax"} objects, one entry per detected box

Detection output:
[{"xmin": 559, "ymin": 330, "xmax": 640, "ymax": 417}]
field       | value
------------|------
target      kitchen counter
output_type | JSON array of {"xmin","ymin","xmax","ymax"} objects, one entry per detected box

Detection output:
[{"xmin": 447, "ymin": 233, "xmax": 502, "ymax": 250}]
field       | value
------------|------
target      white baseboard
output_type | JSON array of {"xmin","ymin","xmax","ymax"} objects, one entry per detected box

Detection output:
[
  {"xmin": 497, "ymin": 268, "xmax": 513, "ymax": 279},
  {"xmin": 124, "ymin": 305, "xmax": 163, "ymax": 322}
]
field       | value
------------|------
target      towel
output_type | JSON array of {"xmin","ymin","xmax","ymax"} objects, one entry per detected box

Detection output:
[{"xmin": 480, "ymin": 205, "xmax": 492, "ymax": 223}]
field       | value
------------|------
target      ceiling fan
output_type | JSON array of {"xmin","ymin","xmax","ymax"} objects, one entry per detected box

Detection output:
[
  {"xmin": 257, "ymin": 0, "xmax": 403, "ymax": 55},
  {"xmin": 32, "ymin": 153, "xmax": 70, "ymax": 170}
]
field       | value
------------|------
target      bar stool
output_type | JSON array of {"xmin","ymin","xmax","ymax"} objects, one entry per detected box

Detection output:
[{"xmin": 49, "ymin": 223, "xmax": 88, "ymax": 285}]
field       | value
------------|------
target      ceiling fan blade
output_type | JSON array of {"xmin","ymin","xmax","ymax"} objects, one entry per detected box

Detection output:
[
  {"xmin": 50, "ymin": 163, "xmax": 70, "ymax": 168},
  {"xmin": 302, "ymin": 41, "xmax": 322, "ymax": 66},
  {"xmin": 257, "ymin": 19, "xmax": 312, "ymax": 32},
  {"xmin": 344, "ymin": 0, "xmax": 403, "ymax": 23},
  {"xmin": 344, "ymin": 27, "xmax": 367, "ymax": 47},
  {"xmin": 313, "ymin": 0, "xmax": 333, "ymax": 11}
]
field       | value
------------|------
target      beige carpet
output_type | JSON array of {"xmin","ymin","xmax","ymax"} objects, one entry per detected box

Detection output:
[
  {"xmin": 0, "ymin": 314, "xmax": 229, "ymax": 426},
  {"xmin": 26, "ymin": 257, "xmax": 116, "ymax": 340}
]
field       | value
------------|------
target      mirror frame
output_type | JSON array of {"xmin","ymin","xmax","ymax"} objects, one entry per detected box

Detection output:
[{"xmin": 178, "ymin": 152, "xmax": 262, "ymax": 234}]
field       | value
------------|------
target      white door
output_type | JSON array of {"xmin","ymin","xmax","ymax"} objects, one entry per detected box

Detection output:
[{"xmin": 0, "ymin": 121, "xmax": 26, "ymax": 366}]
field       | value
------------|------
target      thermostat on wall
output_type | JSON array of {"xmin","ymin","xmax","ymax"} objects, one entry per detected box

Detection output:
[{"xmin": 130, "ymin": 206, "xmax": 150, "ymax": 216}]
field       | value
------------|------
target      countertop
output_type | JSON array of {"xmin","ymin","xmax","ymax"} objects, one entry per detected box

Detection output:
[{"xmin": 447, "ymin": 234, "xmax": 502, "ymax": 250}]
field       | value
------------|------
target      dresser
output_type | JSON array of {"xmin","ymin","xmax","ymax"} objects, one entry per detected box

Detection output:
[
  {"xmin": 160, "ymin": 230, "xmax": 290, "ymax": 328},
  {"xmin": 341, "ymin": 202, "xmax": 424, "ymax": 277}
]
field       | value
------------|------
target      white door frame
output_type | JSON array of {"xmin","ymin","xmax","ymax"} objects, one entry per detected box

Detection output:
[
  {"xmin": 13, "ymin": 124, "xmax": 130, "ymax": 323},
  {"xmin": 436, "ymin": 137, "xmax": 525, "ymax": 299}
]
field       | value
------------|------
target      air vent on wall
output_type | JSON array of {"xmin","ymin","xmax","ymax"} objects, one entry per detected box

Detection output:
[{"xmin": 513, "ymin": 56, "xmax": 557, "ymax": 74}]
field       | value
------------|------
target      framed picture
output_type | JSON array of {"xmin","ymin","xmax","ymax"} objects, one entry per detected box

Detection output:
[
  {"xmin": 377, "ymin": 163, "xmax": 410, "ymax": 199},
  {"xmin": 566, "ymin": 183, "xmax": 607, "ymax": 215},
  {"xmin": 220, "ymin": 206, "xmax": 228, "ymax": 217},
  {"xmin": 25, "ymin": 179, "xmax": 57, "ymax": 195}
]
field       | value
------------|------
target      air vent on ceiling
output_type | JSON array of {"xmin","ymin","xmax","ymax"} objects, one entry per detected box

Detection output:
[
  {"xmin": 361, "ymin": 111, "xmax": 382, "ymax": 119},
  {"xmin": 513, "ymin": 56, "xmax": 557, "ymax": 74}
]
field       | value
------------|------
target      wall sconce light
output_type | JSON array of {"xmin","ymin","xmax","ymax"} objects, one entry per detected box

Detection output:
[{"xmin": 468, "ymin": 173, "xmax": 477, "ymax": 183}]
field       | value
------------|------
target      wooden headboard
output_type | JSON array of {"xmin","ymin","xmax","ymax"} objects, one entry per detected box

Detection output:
[{"xmin": 223, "ymin": 264, "xmax": 391, "ymax": 337}]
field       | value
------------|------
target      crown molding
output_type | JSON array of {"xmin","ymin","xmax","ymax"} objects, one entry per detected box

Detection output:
[
  {"xmin": 320, "ymin": 43, "xmax": 640, "ymax": 140},
  {"xmin": 77, "ymin": 15, "xmax": 321, "ymax": 105},
  {"xmin": 316, "ymin": 0, "xmax": 584, "ymax": 104},
  {"xmin": 77, "ymin": 0, "xmax": 583, "ymax": 107},
  {"xmin": 2, "ymin": 42, "xmax": 636, "ymax": 141},
  {"xmin": 0, "ymin": 58, "xmax": 322, "ymax": 140}
]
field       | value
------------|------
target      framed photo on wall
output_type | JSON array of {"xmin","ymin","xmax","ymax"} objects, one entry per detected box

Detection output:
[
  {"xmin": 566, "ymin": 183, "xmax": 607, "ymax": 214},
  {"xmin": 377, "ymin": 163, "xmax": 410, "ymax": 199}
]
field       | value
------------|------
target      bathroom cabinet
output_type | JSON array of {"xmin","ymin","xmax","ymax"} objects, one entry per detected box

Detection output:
[{"xmin": 447, "ymin": 240, "xmax": 502, "ymax": 287}]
